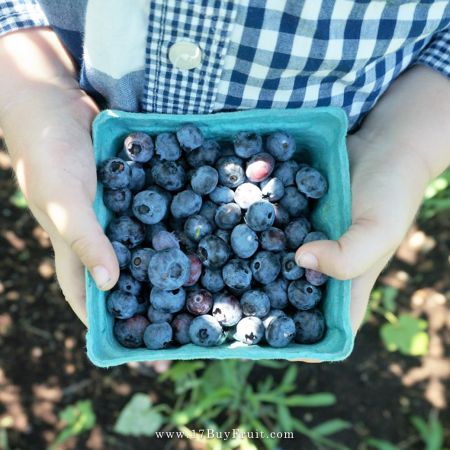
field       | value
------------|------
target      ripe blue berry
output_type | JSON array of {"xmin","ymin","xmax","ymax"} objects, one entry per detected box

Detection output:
[
  {"xmin": 305, "ymin": 269, "xmax": 328, "ymax": 286},
  {"xmin": 214, "ymin": 228, "xmax": 230, "ymax": 243},
  {"xmin": 263, "ymin": 278, "xmax": 288, "ymax": 309},
  {"xmin": 112, "ymin": 241, "xmax": 131, "ymax": 269},
  {"xmin": 260, "ymin": 227, "xmax": 286, "ymax": 252},
  {"xmin": 199, "ymin": 200, "xmax": 218, "ymax": 224},
  {"xmin": 197, "ymin": 235, "xmax": 231, "ymax": 269},
  {"xmin": 147, "ymin": 305, "xmax": 174, "ymax": 323},
  {"xmin": 273, "ymin": 160, "xmax": 300, "ymax": 186},
  {"xmin": 295, "ymin": 166, "xmax": 328, "ymax": 199},
  {"xmin": 303, "ymin": 231, "xmax": 328, "ymax": 244},
  {"xmin": 151, "ymin": 160, "xmax": 186, "ymax": 191},
  {"xmin": 251, "ymin": 251, "xmax": 281, "ymax": 285},
  {"xmin": 233, "ymin": 183, "xmax": 263, "ymax": 209},
  {"xmin": 171, "ymin": 190, "xmax": 202, "ymax": 219},
  {"xmin": 266, "ymin": 131, "xmax": 296, "ymax": 161},
  {"xmin": 216, "ymin": 156, "xmax": 245, "ymax": 188},
  {"xmin": 222, "ymin": 259, "xmax": 253, "ymax": 291},
  {"xmin": 150, "ymin": 287, "xmax": 186, "ymax": 313},
  {"xmin": 189, "ymin": 315, "xmax": 224, "ymax": 347},
  {"xmin": 155, "ymin": 132, "xmax": 181, "ymax": 161},
  {"xmin": 260, "ymin": 177, "xmax": 285, "ymax": 202},
  {"xmin": 285, "ymin": 218, "xmax": 311, "ymax": 249},
  {"xmin": 114, "ymin": 315, "xmax": 150, "ymax": 348},
  {"xmin": 209, "ymin": 185, "xmax": 235, "ymax": 205},
  {"xmin": 107, "ymin": 216, "xmax": 145, "ymax": 248},
  {"xmin": 201, "ymin": 268, "xmax": 225, "ymax": 293},
  {"xmin": 230, "ymin": 224, "xmax": 259, "ymax": 259},
  {"xmin": 172, "ymin": 313, "xmax": 194, "ymax": 344},
  {"xmin": 187, "ymin": 139, "xmax": 221, "ymax": 167},
  {"xmin": 212, "ymin": 292, "xmax": 243, "ymax": 326},
  {"xmin": 233, "ymin": 317, "xmax": 264, "ymax": 345},
  {"xmin": 176, "ymin": 123, "xmax": 204, "ymax": 151},
  {"xmin": 148, "ymin": 248, "xmax": 191, "ymax": 290},
  {"xmin": 261, "ymin": 309, "xmax": 287, "ymax": 328},
  {"xmin": 215, "ymin": 203, "xmax": 242, "ymax": 230},
  {"xmin": 281, "ymin": 252, "xmax": 304, "ymax": 281},
  {"xmin": 265, "ymin": 316, "xmax": 296, "ymax": 347},
  {"xmin": 129, "ymin": 247, "xmax": 155, "ymax": 281},
  {"xmin": 191, "ymin": 166, "xmax": 219, "ymax": 195},
  {"xmin": 273, "ymin": 204, "xmax": 291, "ymax": 227},
  {"xmin": 233, "ymin": 131, "xmax": 263, "ymax": 159},
  {"xmin": 117, "ymin": 272, "xmax": 143, "ymax": 296},
  {"xmin": 288, "ymin": 279, "xmax": 322, "ymax": 310},
  {"xmin": 279, "ymin": 186, "xmax": 308, "ymax": 217},
  {"xmin": 103, "ymin": 188, "xmax": 132, "ymax": 213},
  {"xmin": 132, "ymin": 189, "xmax": 169, "ymax": 224},
  {"xmin": 245, "ymin": 201, "xmax": 276, "ymax": 232},
  {"xmin": 184, "ymin": 215, "xmax": 213, "ymax": 242},
  {"xmin": 127, "ymin": 161, "xmax": 146, "ymax": 192},
  {"xmin": 123, "ymin": 132, "xmax": 154, "ymax": 163},
  {"xmin": 241, "ymin": 290, "xmax": 271, "ymax": 318},
  {"xmin": 292, "ymin": 309, "xmax": 326, "ymax": 343},
  {"xmin": 99, "ymin": 158, "xmax": 131, "ymax": 189},
  {"xmin": 143, "ymin": 322, "xmax": 173, "ymax": 349},
  {"xmin": 106, "ymin": 290, "xmax": 139, "ymax": 319},
  {"xmin": 186, "ymin": 289, "xmax": 213, "ymax": 315},
  {"xmin": 152, "ymin": 230, "xmax": 180, "ymax": 251}
]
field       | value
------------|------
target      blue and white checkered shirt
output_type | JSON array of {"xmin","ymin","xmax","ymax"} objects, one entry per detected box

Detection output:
[{"xmin": 1, "ymin": 0, "xmax": 449, "ymax": 130}]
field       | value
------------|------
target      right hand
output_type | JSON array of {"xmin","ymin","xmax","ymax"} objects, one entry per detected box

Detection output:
[{"xmin": 1, "ymin": 65, "xmax": 120, "ymax": 326}]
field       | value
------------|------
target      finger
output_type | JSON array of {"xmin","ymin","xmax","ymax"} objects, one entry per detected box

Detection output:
[
  {"xmin": 42, "ymin": 181, "xmax": 120, "ymax": 291},
  {"xmin": 295, "ymin": 217, "xmax": 399, "ymax": 280},
  {"xmin": 53, "ymin": 239, "xmax": 88, "ymax": 326}
]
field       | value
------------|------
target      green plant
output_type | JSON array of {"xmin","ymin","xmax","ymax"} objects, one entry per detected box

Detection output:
[
  {"xmin": 419, "ymin": 169, "xmax": 450, "ymax": 221},
  {"xmin": 49, "ymin": 400, "xmax": 96, "ymax": 450},
  {"xmin": 113, "ymin": 360, "xmax": 352, "ymax": 450}
]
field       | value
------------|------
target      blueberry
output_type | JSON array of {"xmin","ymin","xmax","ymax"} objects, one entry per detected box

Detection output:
[
  {"xmin": 150, "ymin": 286, "xmax": 186, "ymax": 313},
  {"xmin": 176, "ymin": 231, "xmax": 198, "ymax": 254},
  {"xmin": 114, "ymin": 315, "xmax": 150, "ymax": 348},
  {"xmin": 273, "ymin": 160, "xmax": 300, "ymax": 186},
  {"xmin": 199, "ymin": 200, "xmax": 218, "ymax": 224},
  {"xmin": 147, "ymin": 305, "xmax": 173, "ymax": 323},
  {"xmin": 215, "ymin": 203, "xmax": 242, "ymax": 230},
  {"xmin": 272, "ymin": 204, "xmax": 291, "ymax": 227},
  {"xmin": 186, "ymin": 289, "xmax": 213, "ymax": 315},
  {"xmin": 260, "ymin": 227, "xmax": 286, "ymax": 252},
  {"xmin": 246, "ymin": 153, "xmax": 275, "ymax": 183},
  {"xmin": 245, "ymin": 201, "xmax": 275, "ymax": 232},
  {"xmin": 266, "ymin": 132, "xmax": 296, "ymax": 161},
  {"xmin": 303, "ymin": 231, "xmax": 328, "ymax": 244},
  {"xmin": 189, "ymin": 315, "xmax": 224, "ymax": 347},
  {"xmin": 288, "ymin": 279, "xmax": 322, "ymax": 310},
  {"xmin": 305, "ymin": 269, "xmax": 328, "ymax": 286},
  {"xmin": 99, "ymin": 158, "xmax": 131, "ymax": 189},
  {"xmin": 103, "ymin": 188, "xmax": 132, "ymax": 213},
  {"xmin": 212, "ymin": 292, "xmax": 242, "ymax": 326},
  {"xmin": 285, "ymin": 218, "xmax": 311, "ymax": 249},
  {"xmin": 295, "ymin": 166, "xmax": 328, "ymax": 199},
  {"xmin": 230, "ymin": 224, "xmax": 259, "ymax": 259},
  {"xmin": 172, "ymin": 313, "xmax": 194, "ymax": 344},
  {"xmin": 129, "ymin": 247, "xmax": 155, "ymax": 282},
  {"xmin": 107, "ymin": 216, "xmax": 145, "ymax": 248},
  {"xmin": 184, "ymin": 215, "xmax": 213, "ymax": 243},
  {"xmin": 214, "ymin": 228, "xmax": 230, "ymax": 243},
  {"xmin": 233, "ymin": 183, "xmax": 263, "ymax": 209},
  {"xmin": 209, "ymin": 185, "xmax": 235, "ymax": 205},
  {"xmin": 151, "ymin": 160, "xmax": 186, "ymax": 191},
  {"xmin": 279, "ymin": 187, "xmax": 308, "ymax": 217},
  {"xmin": 171, "ymin": 190, "xmax": 202, "ymax": 219},
  {"xmin": 176, "ymin": 123, "xmax": 204, "ymax": 151},
  {"xmin": 281, "ymin": 252, "xmax": 304, "ymax": 281},
  {"xmin": 152, "ymin": 230, "xmax": 180, "ymax": 251},
  {"xmin": 117, "ymin": 272, "xmax": 143, "ymax": 296},
  {"xmin": 145, "ymin": 222, "xmax": 167, "ymax": 244},
  {"xmin": 127, "ymin": 162, "xmax": 146, "ymax": 192},
  {"xmin": 148, "ymin": 248, "xmax": 191, "ymax": 290},
  {"xmin": 265, "ymin": 316, "xmax": 296, "ymax": 348},
  {"xmin": 233, "ymin": 317, "xmax": 264, "ymax": 345},
  {"xmin": 251, "ymin": 251, "xmax": 281, "ymax": 285},
  {"xmin": 191, "ymin": 166, "xmax": 219, "ymax": 195},
  {"xmin": 187, "ymin": 139, "xmax": 221, "ymax": 167},
  {"xmin": 136, "ymin": 295, "xmax": 149, "ymax": 315},
  {"xmin": 261, "ymin": 309, "xmax": 287, "ymax": 328},
  {"xmin": 233, "ymin": 131, "xmax": 263, "ymax": 159},
  {"xmin": 197, "ymin": 235, "xmax": 231, "ymax": 269},
  {"xmin": 216, "ymin": 156, "xmax": 245, "ymax": 188},
  {"xmin": 184, "ymin": 253, "xmax": 203, "ymax": 287},
  {"xmin": 132, "ymin": 189, "xmax": 169, "ymax": 224},
  {"xmin": 106, "ymin": 290, "xmax": 139, "ymax": 319},
  {"xmin": 143, "ymin": 322, "xmax": 173, "ymax": 349},
  {"xmin": 241, "ymin": 290, "xmax": 271, "ymax": 318},
  {"xmin": 112, "ymin": 241, "xmax": 131, "ymax": 269},
  {"xmin": 201, "ymin": 268, "xmax": 225, "ymax": 293},
  {"xmin": 263, "ymin": 278, "xmax": 288, "ymax": 309},
  {"xmin": 222, "ymin": 259, "xmax": 252, "ymax": 291},
  {"xmin": 155, "ymin": 132, "xmax": 182, "ymax": 161},
  {"xmin": 123, "ymin": 132, "xmax": 154, "ymax": 163},
  {"xmin": 260, "ymin": 177, "xmax": 285, "ymax": 202},
  {"xmin": 292, "ymin": 309, "xmax": 326, "ymax": 344}
]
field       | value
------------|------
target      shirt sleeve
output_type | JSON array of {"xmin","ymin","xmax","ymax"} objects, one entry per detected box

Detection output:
[
  {"xmin": 0, "ymin": 0, "xmax": 48, "ymax": 37},
  {"xmin": 414, "ymin": 25, "xmax": 450, "ymax": 79}
]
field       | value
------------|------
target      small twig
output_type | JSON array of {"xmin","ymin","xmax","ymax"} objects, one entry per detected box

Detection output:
[
  {"xmin": 62, "ymin": 379, "xmax": 92, "ymax": 397},
  {"xmin": 25, "ymin": 324, "xmax": 53, "ymax": 340}
]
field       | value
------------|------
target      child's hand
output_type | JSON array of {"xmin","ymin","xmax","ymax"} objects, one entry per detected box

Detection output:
[{"xmin": 0, "ymin": 29, "xmax": 119, "ymax": 325}]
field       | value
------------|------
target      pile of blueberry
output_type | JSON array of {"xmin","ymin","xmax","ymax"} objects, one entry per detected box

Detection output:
[{"xmin": 98, "ymin": 123, "xmax": 329, "ymax": 351}]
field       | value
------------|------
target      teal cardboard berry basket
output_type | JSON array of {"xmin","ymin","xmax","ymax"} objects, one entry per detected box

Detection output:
[{"xmin": 86, "ymin": 108, "xmax": 353, "ymax": 367}]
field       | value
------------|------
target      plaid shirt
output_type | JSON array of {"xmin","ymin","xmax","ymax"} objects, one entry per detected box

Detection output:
[{"xmin": 1, "ymin": 0, "xmax": 449, "ymax": 130}]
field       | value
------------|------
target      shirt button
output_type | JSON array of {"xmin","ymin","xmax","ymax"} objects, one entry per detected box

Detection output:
[{"xmin": 168, "ymin": 41, "xmax": 202, "ymax": 70}]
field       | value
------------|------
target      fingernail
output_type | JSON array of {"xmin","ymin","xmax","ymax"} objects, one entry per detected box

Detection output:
[
  {"xmin": 296, "ymin": 252, "xmax": 318, "ymax": 270},
  {"xmin": 92, "ymin": 265, "xmax": 111, "ymax": 290}
]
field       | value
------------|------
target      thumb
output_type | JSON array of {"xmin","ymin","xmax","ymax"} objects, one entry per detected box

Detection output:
[
  {"xmin": 46, "ymin": 190, "xmax": 120, "ymax": 291},
  {"xmin": 295, "ymin": 218, "xmax": 398, "ymax": 280}
]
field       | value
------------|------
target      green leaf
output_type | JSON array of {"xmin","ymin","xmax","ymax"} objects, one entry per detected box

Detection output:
[
  {"xmin": 256, "ymin": 360, "xmax": 287, "ymax": 369},
  {"xmin": 280, "ymin": 365, "xmax": 298, "ymax": 389},
  {"xmin": 380, "ymin": 314, "xmax": 429, "ymax": 356},
  {"xmin": 158, "ymin": 361, "xmax": 205, "ymax": 382},
  {"xmin": 311, "ymin": 419, "xmax": 351, "ymax": 436},
  {"xmin": 114, "ymin": 394, "xmax": 163, "ymax": 437},
  {"xmin": 283, "ymin": 393, "xmax": 336, "ymax": 407},
  {"xmin": 277, "ymin": 404, "xmax": 293, "ymax": 431},
  {"xmin": 9, "ymin": 190, "xmax": 28, "ymax": 209},
  {"xmin": 366, "ymin": 438, "xmax": 401, "ymax": 450},
  {"xmin": 381, "ymin": 287, "xmax": 398, "ymax": 313},
  {"xmin": 427, "ymin": 417, "xmax": 444, "ymax": 450}
]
